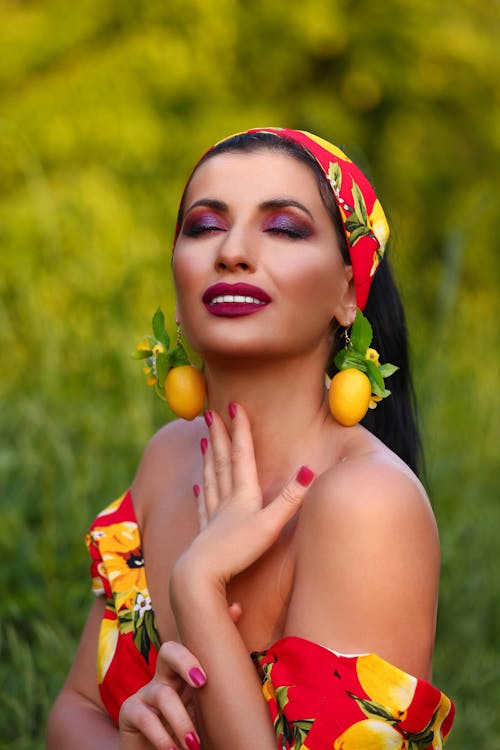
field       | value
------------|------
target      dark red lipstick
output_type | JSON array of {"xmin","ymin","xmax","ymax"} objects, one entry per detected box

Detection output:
[{"xmin": 202, "ymin": 283, "xmax": 272, "ymax": 318}]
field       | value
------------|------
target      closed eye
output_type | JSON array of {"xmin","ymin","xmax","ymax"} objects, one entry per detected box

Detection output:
[
  {"xmin": 184, "ymin": 223, "xmax": 225, "ymax": 237},
  {"xmin": 182, "ymin": 212, "xmax": 228, "ymax": 236},
  {"xmin": 264, "ymin": 226, "xmax": 309, "ymax": 239}
]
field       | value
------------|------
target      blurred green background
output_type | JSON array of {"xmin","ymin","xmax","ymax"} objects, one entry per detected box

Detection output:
[{"xmin": 0, "ymin": 1, "xmax": 498, "ymax": 747}]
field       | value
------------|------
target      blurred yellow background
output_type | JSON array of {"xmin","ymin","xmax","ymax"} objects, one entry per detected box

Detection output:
[{"xmin": 0, "ymin": 1, "xmax": 498, "ymax": 747}]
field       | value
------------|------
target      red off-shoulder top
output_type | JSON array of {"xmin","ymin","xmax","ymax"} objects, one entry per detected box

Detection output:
[{"xmin": 86, "ymin": 491, "xmax": 455, "ymax": 748}]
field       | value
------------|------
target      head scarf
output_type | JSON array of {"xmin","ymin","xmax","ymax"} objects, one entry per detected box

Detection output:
[{"xmin": 178, "ymin": 127, "xmax": 390, "ymax": 310}]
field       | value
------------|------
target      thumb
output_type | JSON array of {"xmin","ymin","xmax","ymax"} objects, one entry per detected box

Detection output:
[{"xmin": 261, "ymin": 465, "xmax": 315, "ymax": 530}]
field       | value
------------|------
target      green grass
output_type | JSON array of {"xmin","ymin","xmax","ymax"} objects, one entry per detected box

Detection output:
[
  {"xmin": 1, "ymin": 244, "xmax": 498, "ymax": 748},
  {"xmin": 1, "ymin": 2, "xmax": 499, "ymax": 746}
]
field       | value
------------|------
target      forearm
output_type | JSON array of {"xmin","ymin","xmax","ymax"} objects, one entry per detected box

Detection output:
[
  {"xmin": 170, "ymin": 566, "xmax": 277, "ymax": 750},
  {"xmin": 46, "ymin": 690, "xmax": 119, "ymax": 750}
]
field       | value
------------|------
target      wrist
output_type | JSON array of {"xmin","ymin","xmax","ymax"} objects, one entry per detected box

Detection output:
[{"xmin": 169, "ymin": 549, "xmax": 227, "ymax": 615}]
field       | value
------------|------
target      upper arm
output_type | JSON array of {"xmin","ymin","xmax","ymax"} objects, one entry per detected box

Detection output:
[
  {"xmin": 131, "ymin": 418, "xmax": 203, "ymax": 520},
  {"xmin": 46, "ymin": 597, "xmax": 118, "ymax": 747},
  {"xmin": 56, "ymin": 596, "xmax": 108, "ymax": 705},
  {"xmin": 284, "ymin": 460, "xmax": 440, "ymax": 680}
]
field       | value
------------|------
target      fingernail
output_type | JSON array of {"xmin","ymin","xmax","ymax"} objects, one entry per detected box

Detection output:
[
  {"xmin": 185, "ymin": 732, "xmax": 201, "ymax": 750},
  {"xmin": 189, "ymin": 666, "xmax": 207, "ymax": 687},
  {"xmin": 200, "ymin": 438, "xmax": 208, "ymax": 455},
  {"xmin": 228, "ymin": 402, "xmax": 237, "ymax": 419},
  {"xmin": 204, "ymin": 410, "xmax": 213, "ymax": 427},
  {"xmin": 193, "ymin": 484, "xmax": 200, "ymax": 498},
  {"xmin": 296, "ymin": 465, "xmax": 315, "ymax": 487}
]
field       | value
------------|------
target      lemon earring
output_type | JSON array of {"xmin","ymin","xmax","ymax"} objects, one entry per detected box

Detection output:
[
  {"xmin": 133, "ymin": 309, "xmax": 206, "ymax": 420},
  {"xmin": 327, "ymin": 309, "xmax": 399, "ymax": 427}
]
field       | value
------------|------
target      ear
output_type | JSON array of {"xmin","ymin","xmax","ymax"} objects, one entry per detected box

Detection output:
[{"xmin": 332, "ymin": 265, "xmax": 356, "ymax": 327}]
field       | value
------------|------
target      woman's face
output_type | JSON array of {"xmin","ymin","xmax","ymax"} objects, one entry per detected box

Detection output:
[{"xmin": 172, "ymin": 150, "xmax": 354, "ymax": 362}]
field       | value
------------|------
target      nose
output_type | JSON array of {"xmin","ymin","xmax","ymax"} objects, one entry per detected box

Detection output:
[{"xmin": 214, "ymin": 226, "xmax": 255, "ymax": 273}]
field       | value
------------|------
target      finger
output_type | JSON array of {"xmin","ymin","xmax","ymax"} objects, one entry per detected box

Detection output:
[
  {"xmin": 228, "ymin": 403, "xmax": 260, "ymax": 498},
  {"xmin": 156, "ymin": 641, "xmax": 207, "ymax": 689},
  {"xmin": 119, "ymin": 698, "xmax": 176, "ymax": 750},
  {"xmin": 193, "ymin": 484, "xmax": 207, "ymax": 530},
  {"xmin": 228, "ymin": 601, "xmax": 242, "ymax": 624},
  {"xmin": 201, "ymin": 435, "xmax": 219, "ymax": 520},
  {"xmin": 207, "ymin": 409, "xmax": 233, "ymax": 501},
  {"xmin": 153, "ymin": 683, "xmax": 201, "ymax": 750},
  {"xmin": 260, "ymin": 465, "xmax": 315, "ymax": 536},
  {"xmin": 202, "ymin": 410, "xmax": 232, "ymax": 512}
]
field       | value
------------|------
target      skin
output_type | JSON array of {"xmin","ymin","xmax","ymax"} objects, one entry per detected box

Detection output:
[{"xmin": 46, "ymin": 151, "xmax": 440, "ymax": 750}]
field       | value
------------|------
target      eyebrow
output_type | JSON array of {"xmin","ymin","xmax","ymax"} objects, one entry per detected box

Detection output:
[
  {"xmin": 184, "ymin": 197, "xmax": 314, "ymax": 220},
  {"xmin": 259, "ymin": 199, "xmax": 314, "ymax": 220},
  {"xmin": 185, "ymin": 198, "xmax": 228, "ymax": 215}
]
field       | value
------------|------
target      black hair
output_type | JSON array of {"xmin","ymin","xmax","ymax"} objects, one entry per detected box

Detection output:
[{"xmin": 176, "ymin": 132, "xmax": 422, "ymax": 476}]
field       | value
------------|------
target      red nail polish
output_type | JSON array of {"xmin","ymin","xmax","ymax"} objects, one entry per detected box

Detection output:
[
  {"xmin": 296, "ymin": 465, "xmax": 315, "ymax": 487},
  {"xmin": 204, "ymin": 410, "xmax": 213, "ymax": 427},
  {"xmin": 200, "ymin": 438, "xmax": 208, "ymax": 455},
  {"xmin": 193, "ymin": 484, "xmax": 200, "ymax": 498},
  {"xmin": 185, "ymin": 732, "xmax": 201, "ymax": 750},
  {"xmin": 228, "ymin": 402, "xmax": 237, "ymax": 419},
  {"xmin": 189, "ymin": 666, "xmax": 207, "ymax": 687}
]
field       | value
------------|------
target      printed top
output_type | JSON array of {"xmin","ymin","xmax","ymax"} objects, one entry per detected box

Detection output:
[{"xmin": 86, "ymin": 491, "xmax": 455, "ymax": 747}]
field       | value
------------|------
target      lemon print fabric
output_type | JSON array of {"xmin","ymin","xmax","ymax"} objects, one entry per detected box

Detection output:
[
  {"xmin": 97, "ymin": 615, "xmax": 119, "ymax": 684},
  {"xmin": 252, "ymin": 636, "xmax": 455, "ymax": 750}
]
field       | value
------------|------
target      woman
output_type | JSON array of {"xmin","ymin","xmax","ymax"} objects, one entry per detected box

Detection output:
[{"xmin": 46, "ymin": 128, "xmax": 454, "ymax": 749}]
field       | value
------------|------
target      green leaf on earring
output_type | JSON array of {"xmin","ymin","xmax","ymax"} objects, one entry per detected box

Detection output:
[
  {"xmin": 155, "ymin": 351, "xmax": 169, "ymax": 389},
  {"xmin": 350, "ymin": 309, "xmax": 372, "ymax": 354},
  {"xmin": 366, "ymin": 359, "xmax": 385, "ymax": 391},
  {"xmin": 152, "ymin": 308, "xmax": 170, "ymax": 349},
  {"xmin": 131, "ymin": 349, "xmax": 153, "ymax": 360},
  {"xmin": 169, "ymin": 344, "xmax": 190, "ymax": 368},
  {"xmin": 379, "ymin": 363, "xmax": 399, "ymax": 378}
]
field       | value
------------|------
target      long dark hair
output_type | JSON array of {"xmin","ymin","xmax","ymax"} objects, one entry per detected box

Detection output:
[{"xmin": 175, "ymin": 132, "xmax": 422, "ymax": 475}]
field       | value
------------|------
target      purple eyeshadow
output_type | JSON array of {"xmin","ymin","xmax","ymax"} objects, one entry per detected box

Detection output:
[
  {"xmin": 265, "ymin": 214, "xmax": 312, "ymax": 236},
  {"xmin": 183, "ymin": 212, "xmax": 226, "ymax": 234}
]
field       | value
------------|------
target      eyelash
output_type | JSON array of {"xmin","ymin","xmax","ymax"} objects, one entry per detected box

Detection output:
[
  {"xmin": 183, "ymin": 220, "xmax": 310, "ymax": 239},
  {"xmin": 265, "ymin": 227, "xmax": 308, "ymax": 240},
  {"xmin": 184, "ymin": 224, "xmax": 224, "ymax": 237}
]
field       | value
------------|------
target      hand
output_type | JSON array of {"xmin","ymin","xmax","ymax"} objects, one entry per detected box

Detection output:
[
  {"xmin": 175, "ymin": 403, "xmax": 315, "ymax": 588},
  {"xmin": 118, "ymin": 640, "xmax": 204, "ymax": 750}
]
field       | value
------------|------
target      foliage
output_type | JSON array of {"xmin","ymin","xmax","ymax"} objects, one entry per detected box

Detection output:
[{"xmin": 0, "ymin": 1, "xmax": 498, "ymax": 747}]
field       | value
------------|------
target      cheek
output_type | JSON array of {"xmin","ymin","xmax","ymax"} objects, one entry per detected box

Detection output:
[
  {"xmin": 281, "ymin": 253, "xmax": 345, "ymax": 311},
  {"xmin": 172, "ymin": 248, "xmax": 203, "ymax": 299}
]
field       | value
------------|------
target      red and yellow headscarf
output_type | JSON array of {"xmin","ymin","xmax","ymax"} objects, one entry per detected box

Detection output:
[{"xmin": 178, "ymin": 127, "xmax": 390, "ymax": 311}]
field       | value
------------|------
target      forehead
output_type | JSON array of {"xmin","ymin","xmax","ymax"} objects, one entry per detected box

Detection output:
[{"xmin": 184, "ymin": 149, "xmax": 324, "ymax": 207}]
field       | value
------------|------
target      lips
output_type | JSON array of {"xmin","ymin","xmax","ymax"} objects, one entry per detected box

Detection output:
[{"xmin": 202, "ymin": 282, "xmax": 271, "ymax": 318}]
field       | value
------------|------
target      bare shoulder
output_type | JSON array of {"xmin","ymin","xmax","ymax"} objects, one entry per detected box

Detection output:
[
  {"xmin": 131, "ymin": 417, "xmax": 205, "ymax": 519},
  {"xmin": 303, "ymin": 446, "xmax": 437, "ymax": 547},
  {"xmin": 297, "ymin": 446, "xmax": 441, "ymax": 580},
  {"xmin": 286, "ymin": 444, "xmax": 440, "ymax": 675}
]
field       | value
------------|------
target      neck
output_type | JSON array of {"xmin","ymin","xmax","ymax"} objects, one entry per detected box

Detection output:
[{"xmin": 203, "ymin": 352, "xmax": 339, "ymax": 496}]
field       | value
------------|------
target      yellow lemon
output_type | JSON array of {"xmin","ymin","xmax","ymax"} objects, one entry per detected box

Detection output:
[
  {"xmin": 334, "ymin": 719, "xmax": 405, "ymax": 749},
  {"xmin": 164, "ymin": 365, "xmax": 206, "ymax": 420},
  {"xmin": 97, "ymin": 617, "xmax": 119, "ymax": 684},
  {"xmin": 328, "ymin": 368, "xmax": 372, "ymax": 426},
  {"xmin": 356, "ymin": 654, "xmax": 417, "ymax": 718},
  {"xmin": 368, "ymin": 198, "xmax": 390, "ymax": 251},
  {"xmin": 262, "ymin": 680, "xmax": 275, "ymax": 703}
]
